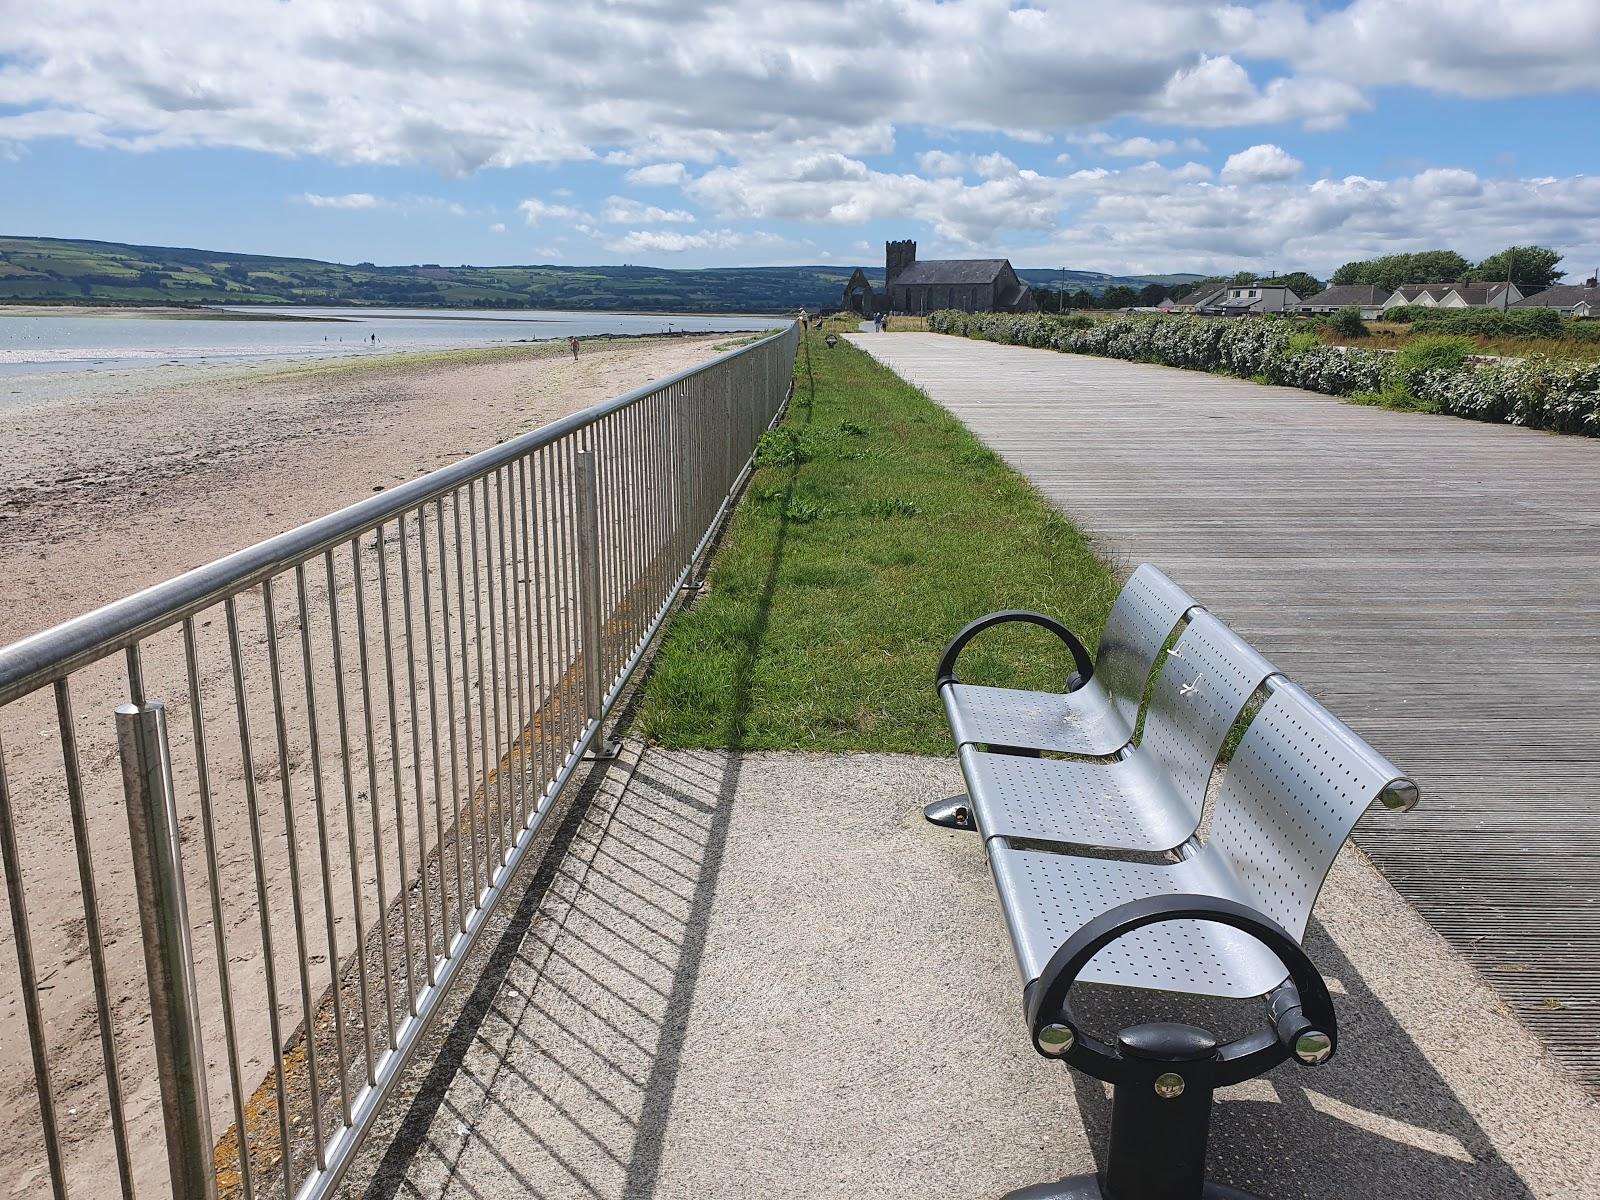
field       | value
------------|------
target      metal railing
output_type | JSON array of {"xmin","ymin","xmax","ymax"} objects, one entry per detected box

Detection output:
[{"xmin": 0, "ymin": 323, "xmax": 798, "ymax": 1199}]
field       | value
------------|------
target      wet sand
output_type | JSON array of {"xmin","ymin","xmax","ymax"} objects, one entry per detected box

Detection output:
[{"xmin": 0, "ymin": 334, "xmax": 736, "ymax": 1195}]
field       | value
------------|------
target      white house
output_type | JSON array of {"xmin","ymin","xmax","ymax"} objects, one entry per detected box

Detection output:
[
  {"xmin": 1513, "ymin": 283, "xmax": 1599, "ymax": 317},
  {"xmin": 1382, "ymin": 282, "xmax": 1521, "ymax": 311},
  {"xmin": 1212, "ymin": 285, "xmax": 1301, "ymax": 315},
  {"xmin": 1298, "ymin": 284, "xmax": 1387, "ymax": 319}
]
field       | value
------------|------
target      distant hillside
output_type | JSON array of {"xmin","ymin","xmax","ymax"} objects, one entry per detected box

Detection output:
[
  {"xmin": 1015, "ymin": 268, "xmax": 1205, "ymax": 292},
  {"xmin": 0, "ymin": 236, "xmax": 1203, "ymax": 312}
]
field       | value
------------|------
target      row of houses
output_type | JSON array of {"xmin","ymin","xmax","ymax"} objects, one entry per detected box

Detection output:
[{"xmin": 1164, "ymin": 280, "xmax": 1597, "ymax": 319}]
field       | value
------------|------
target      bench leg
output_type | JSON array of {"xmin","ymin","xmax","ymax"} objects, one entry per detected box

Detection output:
[
  {"xmin": 924, "ymin": 794, "xmax": 977, "ymax": 831},
  {"xmin": 1006, "ymin": 1023, "xmax": 1264, "ymax": 1200}
]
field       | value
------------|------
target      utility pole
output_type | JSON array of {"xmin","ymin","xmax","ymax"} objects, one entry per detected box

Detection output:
[
  {"xmin": 1059, "ymin": 266, "xmax": 1065, "ymax": 313},
  {"xmin": 1504, "ymin": 246, "xmax": 1514, "ymax": 310}
]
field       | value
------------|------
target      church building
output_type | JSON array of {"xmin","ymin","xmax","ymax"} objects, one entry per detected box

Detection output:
[{"xmin": 843, "ymin": 240, "xmax": 1035, "ymax": 316}]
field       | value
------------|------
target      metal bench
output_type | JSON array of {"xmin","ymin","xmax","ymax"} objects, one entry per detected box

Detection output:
[
  {"xmin": 938, "ymin": 609, "xmax": 1418, "ymax": 1199},
  {"xmin": 938, "ymin": 564, "xmax": 1198, "ymax": 760},
  {"xmin": 958, "ymin": 610, "xmax": 1275, "ymax": 854}
]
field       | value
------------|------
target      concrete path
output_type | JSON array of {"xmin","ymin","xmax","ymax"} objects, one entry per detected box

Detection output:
[
  {"xmin": 849, "ymin": 331, "xmax": 1600, "ymax": 1090},
  {"xmin": 340, "ymin": 743, "xmax": 1598, "ymax": 1198}
]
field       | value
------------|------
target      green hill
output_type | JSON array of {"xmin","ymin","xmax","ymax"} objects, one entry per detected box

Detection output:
[{"xmin": 0, "ymin": 236, "xmax": 1202, "ymax": 312}]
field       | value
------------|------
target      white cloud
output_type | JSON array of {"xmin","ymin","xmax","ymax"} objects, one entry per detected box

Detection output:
[
  {"xmin": 917, "ymin": 150, "xmax": 969, "ymax": 177},
  {"xmin": 1008, "ymin": 165, "xmax": 1600, "ymax": 280},
  {"xmin": 606, "ymin": 228, "xmax": 783, "ymax": 254},
  {"xmin": 7, "ymin": 0, "xmax": 1589, "ymax": 177},
  {"xmin": 488, "ymin": 222, "xmax": 506, "ymax": 234},
  {"xmin": 300, "ymin": 191, "xmax": 382, "ymax": 209},
  {"xmin": 1097, "ymin": 135, "xmax": 1208, "ymax": 158},
  {"xmin": 1301, "ymin": 0, "xmax": 1600, "ymax": 97},
  {"xmin": 1220, "ymin": 144, "xmax": 1303, "ymax": 183},
  {"xmin": 518, "ymin": 197, "xmax": 583, "ymax": 224},
  {"xmin": 599, "ymin": 196, "xmax": 696, "ymax": 224},
  {"xmin": 1103, "ymin": 137, "xmax": 1175, "ymax": 158},
  {"xmin": 2, "ymin": 1, "xmax": 1597, "ymax": 275},
  {"xmin": 625, "ymin": 162, "xmax": 690, "ymax": 187}
]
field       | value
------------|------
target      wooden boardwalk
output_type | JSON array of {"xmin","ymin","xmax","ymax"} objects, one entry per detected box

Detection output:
[{"xmin": 851, "ymin": 332, "xmax": 1600, "ymax": 1089}]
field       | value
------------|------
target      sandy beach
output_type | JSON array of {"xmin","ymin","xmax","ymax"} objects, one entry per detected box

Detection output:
[
  {"xmin": 0, "ymin": 333, "xmax": 740, "ymax": 1195},
  {"xmin": 1, "ymin": 334, "xmax": 733, "ymax": 642}
]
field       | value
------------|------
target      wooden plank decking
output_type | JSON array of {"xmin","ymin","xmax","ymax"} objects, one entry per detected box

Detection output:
[{"xmin": 850, "ymin": 332, "xmax": 1600, "ymax": 1089}]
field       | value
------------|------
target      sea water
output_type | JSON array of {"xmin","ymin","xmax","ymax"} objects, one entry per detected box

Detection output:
[{"xmin": 0, "ymin": 305, "xmax": 775, "ymax": 377}]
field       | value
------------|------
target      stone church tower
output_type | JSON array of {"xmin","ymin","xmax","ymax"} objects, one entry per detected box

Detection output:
[{"xmin": 885, "ymin": 239, "xmax": 917, "ymax": 296}]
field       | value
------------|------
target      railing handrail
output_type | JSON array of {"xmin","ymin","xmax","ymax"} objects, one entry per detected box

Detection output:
[{"xmin": 0, "ymin": 326, "xmax": 789, "ymax": 705}]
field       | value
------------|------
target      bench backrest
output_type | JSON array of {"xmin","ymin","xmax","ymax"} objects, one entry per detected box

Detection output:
[
  {"xmin": 1138, "ymin": 610, "xmax": 1277, "ymax": 828},
  {"xmin": 1210, "ymin": 678, "xmax": 1416, "ymax": 941},
  {"xmin": 1095, "ymin": 564, "xmax": 1200, "ymax": 734}
]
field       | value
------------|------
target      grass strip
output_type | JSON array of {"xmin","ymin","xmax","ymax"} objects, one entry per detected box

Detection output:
[{"xmin": 639, "ymin": 330, "xmax": 1118, "ymax": 755}]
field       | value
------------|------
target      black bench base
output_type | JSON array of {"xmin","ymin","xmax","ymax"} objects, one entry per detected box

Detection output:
[{"xmin": 1004, "ymin": 1178, "xmax": 1257, "ymax": 1200}]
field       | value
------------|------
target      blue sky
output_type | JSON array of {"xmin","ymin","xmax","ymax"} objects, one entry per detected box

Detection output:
[{"xmin": 2, "ymin": 1, "xmax": 1598, "ymax": 280}]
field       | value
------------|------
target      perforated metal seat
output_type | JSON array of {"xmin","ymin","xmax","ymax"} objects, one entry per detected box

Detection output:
[
  {"xmin": 961, "ymin": 610, "xmax": 1277, "ymax": 852},
  {"xmin": 986, "ymin": 677, "xmax": 1417, "ymax": 999},
  {"xmin": 941, "ymin": 564, "xmax": 1197, "ymax": 756}
]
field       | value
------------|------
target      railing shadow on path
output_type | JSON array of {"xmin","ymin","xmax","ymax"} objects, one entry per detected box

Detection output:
[{"xmin": 351, "ymin": 335, "xmax": 815, "ymax": 1200}]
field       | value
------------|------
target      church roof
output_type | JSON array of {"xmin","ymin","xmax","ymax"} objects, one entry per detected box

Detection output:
[{"xmin": 893, "ymin": 259, "xmax": 1011, "ymax": 286}]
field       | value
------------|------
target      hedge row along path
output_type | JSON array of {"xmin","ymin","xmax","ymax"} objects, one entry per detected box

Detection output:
[{"xmin": 850, "ymin": 330, "xmax": 1600, "ymax": 1093}]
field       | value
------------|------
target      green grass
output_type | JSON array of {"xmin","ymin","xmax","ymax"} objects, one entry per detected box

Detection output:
[{"xmin": 639, "ymin": 330, "xmax": 1119, "ymax": 754}]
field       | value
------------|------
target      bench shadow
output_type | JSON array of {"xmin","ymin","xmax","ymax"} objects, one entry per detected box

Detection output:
[{"xmin": 1053, "ymin": 915, "xmax": 1534, "ymax": 1199}]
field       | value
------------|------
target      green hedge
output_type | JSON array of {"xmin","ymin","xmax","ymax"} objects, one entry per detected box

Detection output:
[{"xmin": 925, "ymin": 311, "xmax": 1599, "ymax": 438}]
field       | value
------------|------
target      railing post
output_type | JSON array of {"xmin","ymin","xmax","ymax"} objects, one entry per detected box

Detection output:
[
  {"xmin": 116, "ymin": 700, "xmax": 217, "ymax": 1200},
  {"xmin": 574, "ymin": 451, "xmax": 621, "ymax": 759}
]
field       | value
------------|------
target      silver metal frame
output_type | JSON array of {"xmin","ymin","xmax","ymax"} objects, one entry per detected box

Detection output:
[
  {"xmin": 988, "ymin": 676, "xmax": 1417, "ymax": 999},
  {"xmin": 960, "ymin": 611, "xmax": 1277, "ymax": 852},
  {"xmin": 0, "ymin": 323, "xmax": 798, "ymax": 1200},
  {"xmin": 941, "ymin": 563, "xmax": 1198, "ymax": 757}
]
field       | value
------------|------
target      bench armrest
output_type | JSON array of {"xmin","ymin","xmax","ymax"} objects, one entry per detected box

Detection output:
[
  {"xmin": 1024, "ymin": 893, "xmax": 1338, "ymax": 1089},
  {"xmin": 935, "ymin": 610, "xmax": 1094, "ymax": 692}
]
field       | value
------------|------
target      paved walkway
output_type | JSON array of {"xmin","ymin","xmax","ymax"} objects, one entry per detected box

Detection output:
[
  {"xmin": 342, "ymin": 743, "xmax": 1599, "ymax": 1198},
  {"xmin": 850, "ymin": 331, "xmax": 1600, "ymax": 1090}
]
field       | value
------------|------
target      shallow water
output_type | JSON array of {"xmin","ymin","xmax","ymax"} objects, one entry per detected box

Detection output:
[{"xmin": 0, "ymin": 305, "xmax": 773, "ymax": 375}]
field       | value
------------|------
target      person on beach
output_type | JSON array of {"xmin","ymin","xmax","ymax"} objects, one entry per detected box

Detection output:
[{"xmin": 569, "ymin": 335, "xmax": 580, "ymax": 361}]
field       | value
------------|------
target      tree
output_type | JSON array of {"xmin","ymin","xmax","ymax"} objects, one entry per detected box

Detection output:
[
  {"xmin": 1470, "ymin": 245, "xmax": 1563, "ymax": 291},
  {"xmin": 1171, "ymin": 276, "xmax": 1227, "ymax": 301},
  {"xmin": 1136, "ymin": 283, "xmax": 1168, "ymax": 306},
  {"xmin": 1230, "ymin": 270, "xmax": 1260, "ymax": 285},
  {"xmin": 1030, "ymin": 287, "xmax": 1061, "ymax": 313},
  {"xmin": 1101, "ymin": 285, "xmax": 1139, "ymax": 309},
  {"xmin": 1329, "ymin": 250, "xmax": 1472, "ymax": 290},
  {"xmin": 1260, "ymin": 271, "xmax": 1323, "ymax": 298},
  {"xmin": 1068, "ymin": 288, "xmax": 1097, "ymax": 311}
]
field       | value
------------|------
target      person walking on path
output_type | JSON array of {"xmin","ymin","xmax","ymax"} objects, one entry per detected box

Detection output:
[{"xmin": 569, "ymin": 335, "xmax": 580, "ymax": 362}]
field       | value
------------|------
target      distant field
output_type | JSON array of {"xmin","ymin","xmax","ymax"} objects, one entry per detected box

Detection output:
[
  {"xmin": 0, "ymin": 235, "xmax": 1203, "ymax": 313},
  {"xmin": 0, "ymin": 235, "xmax": 857, "ymax": 312}
]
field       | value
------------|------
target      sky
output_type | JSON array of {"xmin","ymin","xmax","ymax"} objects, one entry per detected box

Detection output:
[{"xmin": 1, "ymin": 0, "xmax": 1598, "ymax": 281}]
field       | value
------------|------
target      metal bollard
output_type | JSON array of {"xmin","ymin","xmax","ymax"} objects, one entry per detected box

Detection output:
[
  {"xmin": 116, "ymin": 700, "xmax": 218, "ymax": 1200},
  {"xmin": 574, "ymin": 452, "xmax": 620, "ymax": 758}
]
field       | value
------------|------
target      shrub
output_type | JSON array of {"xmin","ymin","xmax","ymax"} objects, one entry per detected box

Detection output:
[
  {"xmin": 1407, "ymin": 305, "xmax": 1564, "ymax": 338},
  {"xmin": 926, "ymin": 309, "xmax": 1596, "ymax": 438},
  {"xmin": 1391, "ymin": 335, "xmax": 1473, "ymax": 399},
  {"xmin": 1326, "ymin": 306, "xmax": 1369, "ymax": 338}
]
